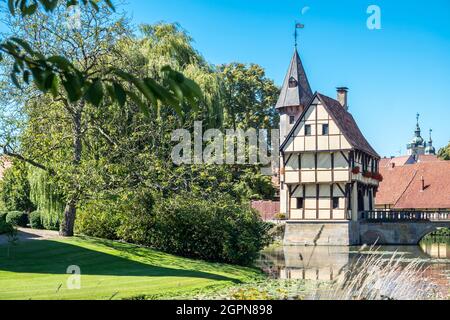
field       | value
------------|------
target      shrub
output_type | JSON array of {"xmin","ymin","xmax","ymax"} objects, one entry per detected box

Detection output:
[
  {"xmin": 6, "ymin": 211, "xmax": 28, "ymax": 227},
  {"xmin": 274, "ymin": 213, "xmax": 286, "ymax": 220},
  {"xmin": 29, "ymin": 211, "xmax": 43, "ymax": 229},
  {"xmin": 0, "ymin": 219, "xmax": 13, "ymax": 235},
  {"xmin": 76, "ymin": 199, "xmax": 122, "ymax": 240},
  {"xmin": 0, "ymin": 211, "xmax": 8, "ymax": 222},
  {"xmin": 149, "ymin": 194, "xmax": 273, "ymax": 265}
]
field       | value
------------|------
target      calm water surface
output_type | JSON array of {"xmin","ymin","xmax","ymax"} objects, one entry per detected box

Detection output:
[{"xmin": 257, "ymin": 241, "xmax": 449, "ymax": 296}]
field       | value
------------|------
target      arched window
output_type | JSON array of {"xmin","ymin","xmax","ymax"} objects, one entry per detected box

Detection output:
[{"xmin": 288, "ymin": 77, "xmax": 298, "ymax": 88}]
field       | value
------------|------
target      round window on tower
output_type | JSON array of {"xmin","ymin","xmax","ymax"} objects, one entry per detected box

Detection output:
[{"xmin": 288, "ymin": 77, "xmax": 298, "ymax": 88}]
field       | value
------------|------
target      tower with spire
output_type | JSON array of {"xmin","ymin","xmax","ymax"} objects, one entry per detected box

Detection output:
[
  {"xmin": 276, "ymin": 24, "xmax": 380, "ymax": 246},
  {"xmin": 276, "ymin": 48, "xmax": 313, "ymax": 142},
  {"xmin": 407, "ymin": 114, "xmax": 426, "ymax": 158},
  {"xmin": 425, "ymin": 129, "xmax": 436, "ymax": 155}
]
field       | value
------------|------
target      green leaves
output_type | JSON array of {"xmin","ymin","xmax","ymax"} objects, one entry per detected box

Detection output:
[
  {"xmin": 84, "ymin": 79, "xmax": 104, "ymax": 107},
  {"xmin": 113, "ymin": 82, "xmax": 126, "ymax": 107},
  {"xmin": 112, "ymin": 66, "xmax": 202, "ymax": 118},
  {"xmin": 62, "ymin": 73, "xmax": 82, "ymax": 102},
  {"xmin": 7, "ymin": 0, "xmax": 115, "ymax": 17},
  {"xmin": 2, "ymin": 38, "xmax": 203, "ymax": 115},
  {"xmin": 1, "ymin": 5, "xmax": 203, "ymax": 120}
]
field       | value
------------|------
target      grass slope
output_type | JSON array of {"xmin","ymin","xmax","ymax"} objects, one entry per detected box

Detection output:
[{"xmin": 0, "ymin": 236, "xmax": 262, "ymax": 300}]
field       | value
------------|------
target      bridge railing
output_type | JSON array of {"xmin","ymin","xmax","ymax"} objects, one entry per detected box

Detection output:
[{"xmin": 360, "ymin": 210, "xmax": 450, "ymax": 222}]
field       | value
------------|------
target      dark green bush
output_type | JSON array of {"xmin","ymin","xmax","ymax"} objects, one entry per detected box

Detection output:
[
  {"xmin": 29, "ymin": 211, "xmax": 43, "ymax": 229},
  {"xmin": 6, "ymin": 211, "xmax": 28, "ymax": 227},
  {"xmin": 148, "ymin": 194, "xmax": 272, "ymax": 265},
  {"xmin": 0, "ymin": 219, "xmax": 13, "ymax": 234},
  {"xmin": 77, "ymin": 191, "xmax": 273, "ymax": 266},
  {"xmin": 77, "ymin": 189, "xmax": 155, "ymax": 243},
  {"xmin": 0, "ymin": 211, "xmax": 8, "ymax": 222}
]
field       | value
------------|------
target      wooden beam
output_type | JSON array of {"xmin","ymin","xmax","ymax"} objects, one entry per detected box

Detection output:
[
  {"xmin": 284, "ymin": 153, "xmax": 293, "ymax": 167},
  {"xmin": 337, "ymin": 183, "xmax": 346, "ymax": 195},
  {"xmin": 316, "ymin": 184, "xmax": 320, "ymax": 220},
  {"xmin": 340, "ymin": 151, "xmax": 350, "ymax": 166}
]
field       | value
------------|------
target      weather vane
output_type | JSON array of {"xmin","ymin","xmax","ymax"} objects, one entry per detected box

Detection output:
[{"xmin": 294, "ymin": 22, "xmax": 305, "ymax": 48}]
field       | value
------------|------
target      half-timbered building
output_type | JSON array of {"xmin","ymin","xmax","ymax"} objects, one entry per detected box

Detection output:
[{"xmin": 277, "ymin": 49, "xmax": 381, "ymax": 245}]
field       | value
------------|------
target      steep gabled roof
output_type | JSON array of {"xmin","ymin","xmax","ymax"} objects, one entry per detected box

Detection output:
[
  {"xmin": 317, "ymin": 93, "xmax": 379, "ymax": 158},
  {"xmin": 280, "ymin": 92, "xmax": 380, "ymax": 158},
  {"xmin": 275, "ymin": 49, "xmax": 313, "ymax": 109}
]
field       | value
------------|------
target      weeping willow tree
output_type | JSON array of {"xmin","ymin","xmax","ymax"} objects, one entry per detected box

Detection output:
[{"xmin": 28, "ymin": 167, "xmax": 65, "ymax": 231}]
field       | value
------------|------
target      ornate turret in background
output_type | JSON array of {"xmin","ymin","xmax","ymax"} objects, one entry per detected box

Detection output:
[
  {"xmin": 425, "ymin": 129, "xmax": 436, "ymax": 155},
  {"xmin": 407, "ymin": 113, "xmax": 426, "ymax": 158}
]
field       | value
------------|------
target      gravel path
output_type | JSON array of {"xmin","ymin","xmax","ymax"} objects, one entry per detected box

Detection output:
[{"xmin": 0, "ymin": 228, "xmax": 61, "ymax": 245}]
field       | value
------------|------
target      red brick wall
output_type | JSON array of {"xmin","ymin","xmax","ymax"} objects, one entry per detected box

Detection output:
[{"xmin": 251, "ymin": 200, "xmax": 280, "ymax": 221}]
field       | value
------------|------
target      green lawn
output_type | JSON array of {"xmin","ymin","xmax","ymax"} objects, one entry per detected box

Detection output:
[{"xmin": 0, "ymin": 236, "xmax": 262, "ymax": 300}]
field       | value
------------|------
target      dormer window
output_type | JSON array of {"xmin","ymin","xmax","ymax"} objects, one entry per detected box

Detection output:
[
  {"xmin": 289, "ymin": 116, "xmax": 295, "ymax": 125},
  {"xmin": 305, "ymin": 125, "xmax": 312, "ymax": 136},
  {"xmin": 288, "ymin": 77, "xmax": 298, "ymax": 88}
]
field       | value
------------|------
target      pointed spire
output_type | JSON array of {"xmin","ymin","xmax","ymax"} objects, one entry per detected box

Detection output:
[
  {"xmin": 415, "ymin": 113, "xmax": 422, "ymax": 137},
  {"xmin": 425, "ymin": 129, "xmax": 436, "ymax": 155},
  {"xmin": 275, "ymin": 48, "xmax": 313, "ymax": 109}
]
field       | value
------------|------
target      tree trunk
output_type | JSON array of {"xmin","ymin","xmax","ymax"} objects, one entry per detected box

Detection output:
[
  {"xmin": 60, "ymin": 200, "xmax": 77, "ymax": 237},
  {"xmin": 59, "ymin": 101, "xmax": 84, "ymax": 237}
]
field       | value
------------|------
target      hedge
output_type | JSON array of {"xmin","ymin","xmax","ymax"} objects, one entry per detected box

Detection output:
[
  {"xmin": 6, "ymin": 211, "xmax": 28, "ymax": 227},
  {"xmin": 29, "ymin": 211, "xmax": 44, "ymax": 229}
]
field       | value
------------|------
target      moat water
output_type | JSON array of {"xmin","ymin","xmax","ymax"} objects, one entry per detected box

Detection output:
[{"xmin": 257, "ymin": 240, "xmax": 450, "ymax": 299}]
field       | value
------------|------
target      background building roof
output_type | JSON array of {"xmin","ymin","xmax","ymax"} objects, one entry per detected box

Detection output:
[{"xmin": 377, "ymin": 161, "xmax": 450, "ymax": 209}]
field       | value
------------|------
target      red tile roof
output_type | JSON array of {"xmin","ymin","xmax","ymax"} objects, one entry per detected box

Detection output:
[
  {"xmin": 376, "ymin": 161, "xmax": 450, "ymax": 209},
  {"xmin": 380, "ymin": 156, "xmax": 414, "ymax": 168},
  {"xmin": 417, "ymin": 155, "xmax": 440, "ymax": 163},
  {"xmin": 317, "ymin": 93, "xmax": 380, "ymax": 158}
]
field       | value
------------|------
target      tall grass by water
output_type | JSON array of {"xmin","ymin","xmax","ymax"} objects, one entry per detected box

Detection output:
[
  {"xmin": 198, "ymin": 245, "xmax": 447, "ymax": 300},
  {"xmin": 313, "ymin": 245, "xmax": 445, "ymax": 300}
]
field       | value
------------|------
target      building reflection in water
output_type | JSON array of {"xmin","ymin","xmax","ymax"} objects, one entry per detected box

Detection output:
[
  {"xmin": 259, "ymin": 243, "xmax": 450, "ymax": 282},
  {"xmin": 259, "ymin": 246, "xmax": 352, "ymax": 281},
  {"xmin": 420, "ymin": 242, "xmax": 449, "ymax": 259}
]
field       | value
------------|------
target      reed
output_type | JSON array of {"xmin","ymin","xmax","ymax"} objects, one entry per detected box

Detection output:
[{"xmin": 313, "ymin": 245, "xmax": 444, "ymax": 300}]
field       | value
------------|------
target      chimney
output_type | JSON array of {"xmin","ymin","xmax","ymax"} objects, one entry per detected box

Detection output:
[
  {"xmin": 337, "ymin": 87, "xmax": 349, "ymax": 110},
  {"xmin": 390, "ymin": 162, "xmax": 395, "ymax": 169},
  {"xmin": 421, "ymin": 176, "xmax": 425, "ymax": 192}
]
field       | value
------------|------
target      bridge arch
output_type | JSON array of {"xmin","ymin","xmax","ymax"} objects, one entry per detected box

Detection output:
[
  {"xmin": 360, "ymin": 222, "xmax": 450, "ymax": 245},
  {"xmin": 417, "ymin": 226, "xmax": 450, "ymax": 244}
]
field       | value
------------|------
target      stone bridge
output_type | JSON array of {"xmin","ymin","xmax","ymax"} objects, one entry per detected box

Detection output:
[
  {"xmin": 359, "ymin": 211, "xmax": 450, "ymax": 245},
  {"xmin": 283, "ymin": 211, "xmax": 450, "ymax": 246}
]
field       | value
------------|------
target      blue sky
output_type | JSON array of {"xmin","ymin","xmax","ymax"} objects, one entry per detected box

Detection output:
[
  {"xmin": 1, "ymin": 1, "xmax": 448, "ymax": 157},
  {"xmin": 124, "ymin": 0, "xmax": 450, "ymax": 157}
]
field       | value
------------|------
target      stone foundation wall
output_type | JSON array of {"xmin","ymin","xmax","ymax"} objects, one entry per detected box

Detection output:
[
  {"xmin": 359, "ymin": 221, "xmax": 449, "ymax": 245},
  {"xmin": 284, "ymin": 220, "xmax": 450, "ymax": 246},
  {"xmin": 284, "ymin": 221, "xmax": 360, "ymax": 246}
]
